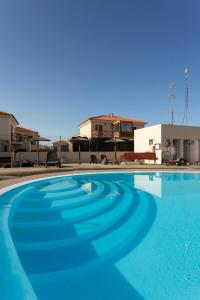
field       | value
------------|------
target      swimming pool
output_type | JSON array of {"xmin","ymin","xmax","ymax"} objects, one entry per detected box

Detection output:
[{"xmin": 0, "ymin": 172, "xmax": 200, "ymax": 300}]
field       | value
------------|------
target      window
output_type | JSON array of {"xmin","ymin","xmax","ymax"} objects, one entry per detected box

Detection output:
[
  {"xmin": 4, "ymin": 145, "xmax": 8, "ymax": 152},
  {"xmin": 61, "ymin": 145, "xmax": 68, "ymax": 152},
  {"xmin": 95, "ymin": 124, "xmax": 103, "ymax": 131},
  {"xmin": 127, "ymin": 123, "xmax": 132, "ymax": 133},
  {"xmin": 11, "ymin": 124, "xmax": 13, "ymax": 140},
  {"xmin": 149, "ymin": 139, "xmax": 154, "ymax": 146},
  {"xmin": 120, "ymin": 122, "xmax": 133, "ymax": 132}
]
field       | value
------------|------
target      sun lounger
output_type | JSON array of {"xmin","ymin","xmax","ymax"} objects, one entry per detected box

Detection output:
[
  {"xmin": 90, "ymin": 155, "xmax": 100, "ymax": 163},
  {"xmin": 45, "ymin": 150, "xmax": 61, "ymax": 168},
  {"xmin": 101, "ymin": 154, "xmax": 113, "ymax": 164}
]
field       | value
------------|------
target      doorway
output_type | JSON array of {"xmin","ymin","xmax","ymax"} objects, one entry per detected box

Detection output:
[
  {"xmin": 173, "ymin": 139, "xmax": 181, "ymax": 160},
  {"xmin": 183, "ymin": 140, "xmax": 190, "ymax": 161}
]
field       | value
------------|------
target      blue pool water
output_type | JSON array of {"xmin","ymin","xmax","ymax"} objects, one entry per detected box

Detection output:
[{"xmin": 0, "ymin": 172, "xmax": 200, "ymax": 300}]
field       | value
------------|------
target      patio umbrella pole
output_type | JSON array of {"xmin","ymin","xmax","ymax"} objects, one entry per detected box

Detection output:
[
  {"xmin": 69, "ymin": 136, "xmax": 88, "ymax": 164},
  {"xmin": 105, "ymin": 137, "xmax": 125, "ymax": 163},
  {"xmin": 37, "ymin": 140, "xmax": 39, "ymax": 165},
  {"xmin": 79, "ymin": 143, "xmax": 81, "ymax": 163}
]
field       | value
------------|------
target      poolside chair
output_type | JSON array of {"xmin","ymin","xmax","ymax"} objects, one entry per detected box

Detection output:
[
  {"xmin": 101, "ymin": 154, "xmax": 113, "ymax": 164},
  {"xmin": 90, "ymin": 155, "xmax": 100, "ymax": 164},
  {"xmin": 165, "ymin": 157, "xmax": 190, "ymax": 166},
  {"xmin": 45, "ymin": 150, "xmax": 61, "ymax": 168}
]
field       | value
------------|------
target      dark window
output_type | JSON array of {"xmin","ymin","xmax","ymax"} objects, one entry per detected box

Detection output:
[
  {"xmin": 61, "ymin": 145, "xmax": 68, "ymax": 152},
  {"xmin": 120, "ymin": 122, "xmax": 133, "ymax": 132},
  {"xmin": 95, "ymin": 124, "xmax": 103, "ymax": 131}
]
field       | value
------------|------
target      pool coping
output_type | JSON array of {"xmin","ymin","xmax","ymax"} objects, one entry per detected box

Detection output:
[{"xmin": 2, "ymin": 169, "xmax": 200, "ymax": 193}]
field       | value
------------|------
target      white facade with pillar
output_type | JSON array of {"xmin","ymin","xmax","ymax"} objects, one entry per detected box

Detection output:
[{"xmin": 134, "ymin": 124, "xmax": 200, "ymax": 164}]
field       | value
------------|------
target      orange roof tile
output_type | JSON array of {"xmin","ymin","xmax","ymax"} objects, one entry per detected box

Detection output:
[
  {"xmin": 16, "ymin": 126, "xmax": 38, "ymax": 134},
  {"xmin": 79, "ymin": 115, "xmax": 147, "ymax": 126},
  {"xmin": 53, "ymin": 140, "xmax": 69, "ymax": 145}
]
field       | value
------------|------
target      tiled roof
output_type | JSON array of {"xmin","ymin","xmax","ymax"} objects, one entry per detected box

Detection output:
[
  {"xmin": 16, "ymin": 126, "xmax": 38, "ymax": 134},
  {"xmin": 0, "ymin": 111, "xmax": 19, "ymax": 124},
  {"xmin": 91, "ymin": 115, "xmax": 147, "ymax": 123},
  {"xmin": 79, "ymin": 115, "xmax": 147, "ymax": 126},
  {"xmin": 53, "ymin": 140, "xmax": 69, "ymax": 145}
]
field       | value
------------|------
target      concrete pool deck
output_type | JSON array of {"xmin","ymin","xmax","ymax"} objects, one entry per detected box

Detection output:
[{"xmin": 1, "ymin": 163, "xmax": 200, "ymax": 189}]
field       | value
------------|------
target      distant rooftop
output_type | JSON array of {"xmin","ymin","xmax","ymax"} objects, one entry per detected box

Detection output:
[
  {"xmin": 79, "ymin": 115, "xmax": 147, "ymax": 126},
  {"xmin": 16, "ymin": 126, "xmax": 38, "ymax": 134},
  {"xmin": 53, "ymin": 140, "xmax": 69, "ymax": 145}
]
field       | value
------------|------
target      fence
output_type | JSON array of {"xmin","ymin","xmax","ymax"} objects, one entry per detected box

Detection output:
[{"xmin": 0, "ymin": 151, "xmax": 133, "ymax": 164}]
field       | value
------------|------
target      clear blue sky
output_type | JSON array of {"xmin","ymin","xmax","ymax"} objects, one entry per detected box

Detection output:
[{"xmin": 0, "ymin": 0, "xmax": 200, "ymax": 140}]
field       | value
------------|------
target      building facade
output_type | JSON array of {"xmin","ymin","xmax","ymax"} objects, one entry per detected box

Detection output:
[
  {"xmin": 134, "ymin": 124, "xmax": 200, "ymax": 164},
  {"xmin": 79, "ymin": 115, "xmax": 147, "ymax": 151},
  {"xmin": 15, "ymin": 127, "xmax": 39, "ymax": 152},
  {"xmin": 52, "ymin": 140, "xmax": 70, "ymax": 152},
  {"xmin": 0, "ymin": 111, "xmax": 39, "ymax": 153},
  {"xmin": 0, "ymin": 111, "xmax": 19, "ymax": 152},
  {"xmin": 79, "ymin": 115, "xmax": 146, "ymax": 139}
]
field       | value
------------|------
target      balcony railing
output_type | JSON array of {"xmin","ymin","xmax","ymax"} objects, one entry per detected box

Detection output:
[
  {"xmin": 113, "ymin": 131, "xmax": 134, "ymax": 138},
  {"xmin": 92, "ymin": 130, "xmax": 113, "ymax": 138},
  {"xmin": 92, "ymin": 130, "xmax": 134, "ymax": 139}
]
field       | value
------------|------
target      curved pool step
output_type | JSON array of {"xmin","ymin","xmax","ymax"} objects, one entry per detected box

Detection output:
[
  {"xmin": 23, "ymin": 190, "xmax": 151, "ymax": 278},
  {"xmin": 14, "ymin": 184, "xmax": 135, "ymax": 252},
  {"xmin": 12, "ymin": 182, "xmax": 119, "ymax": 230},
  {"xmin": 18, "ymin": 180, "xmax": 102, "ymax": 209},
  {"xmin": 37, "ymin": 179, "xmax": 81, "ymax": 193},
  {"xmin": 17, "ymin": 181, "xmax": 115, "ymax": 213},
  {"xmin": 18, "ymin": 188, "xmax": 87, "ymax": 209},
  {"xmin": 21, "ymin": 181, "xmax": 88, "ymax": 202},
  {"xmin": 19, "ymin": 181, "xmax": 91, "ymax": 207},
  {"xmin": 11, "ymin": 183, "xmax": 121, "ymax": 243},
  {"xmin": 13, "ymin": 183, "xmax": 107, "ymax": 224}
]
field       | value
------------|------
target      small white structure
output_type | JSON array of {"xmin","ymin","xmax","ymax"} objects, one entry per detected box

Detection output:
[{"xmin": 135, "ymin": 124, "xmax": 200, "ymax": 164}]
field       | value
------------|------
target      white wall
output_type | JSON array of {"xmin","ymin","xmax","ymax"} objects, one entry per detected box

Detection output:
[
  {"xmin": 0, "ymin": 117, "xmax": 16, "ymax": 140},
  {"xmin": 162, "ymin": 124, "xmax": 200, "ymax": 162},
  {"xmin": 135, "ymin": 124, "xmax": 200, "ymax": 163},
  {"xmin": 134, "ymin": 124, "xmax": 162, "ymax": 163},
  {"xmin": 79, "ymin": 121, "xmax": 92, "ymax": 138},
  {"xmin": 11, "ymin": 151, "xmax": 132, "ymax": 163}
]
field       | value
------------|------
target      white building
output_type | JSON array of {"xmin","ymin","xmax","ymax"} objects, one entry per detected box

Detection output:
[
  {"xmin": 0, "ymin": 111, "xmax": 39, "ymax": 153},
  {"xmin": 0, "ymin": 111, "xmax": 19, "ymax": 152},
  {"xmin": 134, "ymin": 124, "xmax": 200, "ymax": 164}
]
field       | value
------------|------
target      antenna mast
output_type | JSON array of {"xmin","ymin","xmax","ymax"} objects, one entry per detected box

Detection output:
[
  {"xmin": 182, "ymin": 67, "xmax": 189, "ymax": 125},
  {"xmin": 169, "ymin": 83, "xmax": 176, "ymax": 125}
]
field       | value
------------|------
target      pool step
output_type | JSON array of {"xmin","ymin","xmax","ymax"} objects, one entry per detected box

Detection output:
[
  {"xmin": 18, "ymin": 189, "xmax": 150, "ymax": 280},
  {"xmin": 19, "ymin": 181, "xmax": 90, "ymax": 206},
  {"xmin": 13, "ymin": 184, "xmax": 131, "ymax": 249},
  {"xmin": 18, "ymin": 188, "xmax": 87, "ymax": 209},
  {"xmin": 12, "ymin": 181, "xmax": 111, "ymax": 227},
  {"xmin": 37, "ymin": 179, "xmax": 81, "ymax": 193},
  {"xmin": 29, "ymin": 191, "xmax": 151, "ymax": 280},
  {"xmin": 12, "ymin": 183, "xmax": 120, "ymax": 243}
]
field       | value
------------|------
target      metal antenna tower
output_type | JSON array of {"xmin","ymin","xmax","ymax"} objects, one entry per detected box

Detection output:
[
  {"xmin": 182, "ymin": 67, "xmax": 189, "ymax": 125},
  {"xmin": 169, "ymin": 83, "xmax": 176, "ymax": 125}
]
